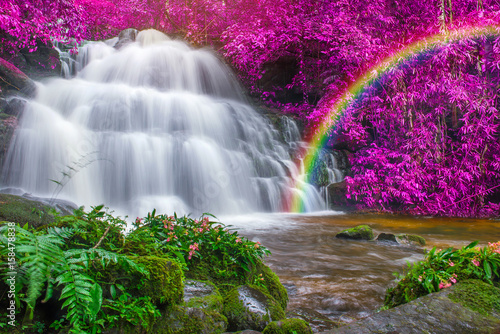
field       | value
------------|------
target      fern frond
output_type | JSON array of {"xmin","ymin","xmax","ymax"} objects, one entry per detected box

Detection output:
[
  {"xmin": 90, "ymin": 248, "xmax": 148, "ymax": 276},
  {"xmin": 46, "ymin": 226, "xmax": 81, "ymax": 240},
  {"xmin": 56, "ymin": 249, "xmax": 96, "ymax": 328},
  {"xmin": 13, "ymin": 231, "xmax": 65, "ymax": 311}
]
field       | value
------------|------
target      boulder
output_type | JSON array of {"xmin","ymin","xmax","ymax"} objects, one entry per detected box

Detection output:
[
  {"xmin": 396, "ymin": 234, "xmax": 426, "ymax": 247},
  {"xmin": 375, "ymin": 232, "xmax": 398, "ymax": 243},
  {"xmin": 0, "ymin": 193, "xmax": 58, "ymax": 228},
  {"xmin": 263, "ymin": 318, "xmax": 313, "ymax": 334},
  {"xmin": 184, "ymin": 280, "xmax": 223, "ymax": 313},
  {"xmin": 320, "ymin": 280, "xmax": 500, "ymax": 334},
  {"xmin": 286, "ymin": 307, "xmax": 339, "ymax": 332},
  {"xmin": 223, "ymin": 285, "xmax": 285, "ymax": 332},
  {"xmin": 127, "ymin": 256, "xmax": 184, "ymax": 306},
  {"xmin": 376, "ymin": 233, "xmax": 426, "ymax": 247},
  {"xmin": 249, "ymin": 261, "xmax": 289, "ymax": 311},
  {"xmin": 0, "ymin": 57, "xmax": 36, "ymax": 98},
  {"xmin": 335, "ymin": 225, "xmax": 374, "ymax": 241},
  {"xmin": 114, "ymin": 28, "xmax": 139, "ymax": 49},
  {"xmin": 153, "ymin": 304, "xmax": 228, "ymax": 334}
]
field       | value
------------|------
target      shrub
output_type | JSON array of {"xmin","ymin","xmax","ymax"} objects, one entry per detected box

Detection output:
[{"xmin": 385, "ymin": 240, "xmax": 500, "ymax": 308}]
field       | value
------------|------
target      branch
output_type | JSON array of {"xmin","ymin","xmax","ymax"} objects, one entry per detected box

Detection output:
[{"xmin": 93, "ymin": 225, "xmax": 111, "ymax": 249}]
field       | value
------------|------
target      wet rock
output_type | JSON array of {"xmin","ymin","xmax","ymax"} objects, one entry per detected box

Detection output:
[
  {"xmin": 263, "ymin": 318, "xmax": 313, "ymax": 334},
  {"xmin": 150, "ymin": 304, "xmax": 228, "ymax": 334},
  {"xmin": 376, "ymin": 233, "xmax": 426, "ymax": 247},
  {"xmin": 223, "ymin": 285, "xmax": 285, "ymax": 332},
  {"xmin": 3, "ymin": 96, "xmax": 27, "ymax": 116},
  {"xmin": 0, "ymin": 57, "xmax": 37, "ymax": 98},
  {"xmin": 0, "ymin": 193, "xmax": 74, "ymax": 228},
  {"xmin": 335, "ymin": 225, "xmax": 374, "ymax": 241},
  {"xmin": 0, "ymin": 113, "xmax": 18, "ymax": 168},
  {"xmin": 114, "ymin": 28, "xmax": 139, "ymax": 49},
  {"xmin": 21, "ymin": 193, "xmax": 78, "ymax": 216},
  {"xmin": 184, "ymin": 280, "xmax": 223, "ymax": 313},
  {"xmin": 287, "ymin": 307, "xmax": 339, "ymax": 332},
  {"xmin": 320, "ymin": 280, "xmax": 500, "ymax": 334},
  {"xmin": 396, "ymin": 234, "xmax": 426, "ymax": 247},
  {"xmin": 376, "ymin": 233, "xmax": 398, "ymax": 243}
]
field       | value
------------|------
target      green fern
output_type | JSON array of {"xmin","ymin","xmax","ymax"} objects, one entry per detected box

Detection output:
[{"xmin": 56, "ymin": 249, "xmax": 96, "ymax": 330}]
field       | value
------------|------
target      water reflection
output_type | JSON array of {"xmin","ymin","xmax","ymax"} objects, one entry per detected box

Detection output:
[{"xmin": 224, "ymin": 212, "xmax": 500, "ymax": 323}]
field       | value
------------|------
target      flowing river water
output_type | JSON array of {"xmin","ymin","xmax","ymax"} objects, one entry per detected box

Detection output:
[{"xmin": 224, "ymin": 212, "xmax": 500, "ymax": 326}]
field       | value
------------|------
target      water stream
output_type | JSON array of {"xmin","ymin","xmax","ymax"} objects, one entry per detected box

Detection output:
[{"xmin": 225, "ymin": 212, "xmax": 500, "ymax": 327}]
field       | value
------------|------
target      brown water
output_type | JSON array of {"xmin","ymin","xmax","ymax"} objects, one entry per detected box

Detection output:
[{"xmin": 224, "ymin": 212, "xmax": 500, "ymax": 324}]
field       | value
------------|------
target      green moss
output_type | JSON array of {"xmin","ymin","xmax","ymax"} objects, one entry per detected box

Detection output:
[
  {"xmin": 263, "ymin": 318, "xmax": 313, "ymax": 334},
  {"xmin": 153, "ymin": 305, "xmax": 227, "ymax": 334},
  {"xmin": 105, "ymin": 256, "xmax": 184, "ymax": 306},
  {"xmin": 185, "ymin": 281, "xmax": 223, "ymax": 313},
  {"xmin": 223, "ymin": 285, "xmax": 285, "ymax": 331},
  {"xmin": 397, "ymin": 234, "xmax": 426, "ymax": 246},
  {"xmin": 336, "ymin": 224, "xmax": 374, "ymax": 240},
  {"xmin": 449, "ymin": 280, "xmax": 500, "ymax": 316},
  {"xmin": 0, "ymin": 194, "xmax": 55, "ymax": 228},
  {"xmin": 251, "ymin": 261, "xmax": 289, "ymax": 311}
]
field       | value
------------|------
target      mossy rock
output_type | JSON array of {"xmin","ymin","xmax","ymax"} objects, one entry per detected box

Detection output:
[
  {"xmin": 0, "ymin": 194, "xmax": 55, "ymax": 228},
  {"xmin": 223, "ymin": 285, "xmax": 285, "ymax": 332},
  {"xmin": 335, "ymin": 225, "xmax": 374, "ymax": 240},
  {"xmin": 333, "ymin": 280, "xmax": 500, "ymax": 333},
  {"xmin": 153, "ymin": 304, "xmax": 227, "ymax": 334},
  {"xmin": 132, "ymin": 256, "xmax": 184, "ymax": 305},
  {"xmin": 396, "ymin": 234, "xmax": 426, "ymax": 247},
  {"xmin": 449, "ymin": 279, "xmax": 500, "ymax": 316},
  {"xmin": 101, "ymin": 256, "xmax": 184, "ymax": 306},
  {"xmin": 262, "ymin": 318, "xmax": 313, "ymax": 334},
  {"xmin": 184, "ymin": 280, "xmax": 223, "ymax": 313},
  {"xmin": 249, "ymin": 261, "xmax": 289, "ymax": 311}
]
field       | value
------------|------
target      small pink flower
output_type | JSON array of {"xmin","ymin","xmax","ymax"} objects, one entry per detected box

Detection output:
[
  {"xmin": 236, "ymin": 238, "xmax": 241, "ymax": 243},
  {"xmin": 450, "ymin": 277, "xmax": 457, "ymax": 284},
  {"xmin": 166, "ymin": 238, "xmax": 171, "ymax": 242},
  {"xmin": 439, "ymin": 282, "xmax": 452, "ymax": 289},
  {"xmin": 254, "ymin": 242, "xmax": 261, "ymax": 249},
  {"xmin": 448, "ymin": 260, "xmax": 454, "ymax": 267},
  {"xmin": 472, "ymin": 259, "xmax": 480, "ymax": 266},
  {"xmin": 418, "ymin": 276, "xmax": 422, "ymax": 282}
]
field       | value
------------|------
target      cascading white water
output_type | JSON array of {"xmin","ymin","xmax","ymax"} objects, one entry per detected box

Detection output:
[{"xmin": 1, "ymin": 29, "xmax": 324, "ymax": 218}]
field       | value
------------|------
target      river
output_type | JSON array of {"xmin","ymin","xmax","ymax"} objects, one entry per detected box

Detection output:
[{"xmin": 225, "ymin": 211, "xmax": 500, "ymax": 326}]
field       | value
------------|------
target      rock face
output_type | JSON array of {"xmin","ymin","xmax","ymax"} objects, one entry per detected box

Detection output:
[
  {"xmin": 0, "ymin": 39, "xmax": 61, "ymax": 80},
  {"xmin": 223, "ymin": 285, "xmax": 285, "ymax": 332},
  {"xmin": 335, "ymin": 225, "xmax": 374, "ymax": 240},
  {"xmin": 321, "ymin": 280, "xmax": 500, "ymax": 334},
  {"xmin": 0, "ymin": 57, "xmax": 36, "ymax": 98}
]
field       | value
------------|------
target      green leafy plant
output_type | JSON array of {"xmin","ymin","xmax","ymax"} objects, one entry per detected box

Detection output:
[
  {"xmin": 132, "ymin": 212, "xmax": 270, "ymax": 280},
  {"xmin": 385, "ymin": 240, "xmax": 500, "ymax": 308},
  {"xmin": 0, "ymin": 207, "xmax": 147, "ymax": 333}
]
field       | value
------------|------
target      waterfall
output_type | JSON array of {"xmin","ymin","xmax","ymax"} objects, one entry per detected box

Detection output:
[{"xmin": 1, "ymin": 29, "xmax": 324, "ymax": 218}]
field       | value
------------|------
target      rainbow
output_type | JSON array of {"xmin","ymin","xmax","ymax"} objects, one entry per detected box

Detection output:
[{"xmin": 289, "ymin": 24, "xmax": 500, "ymax": 213}]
